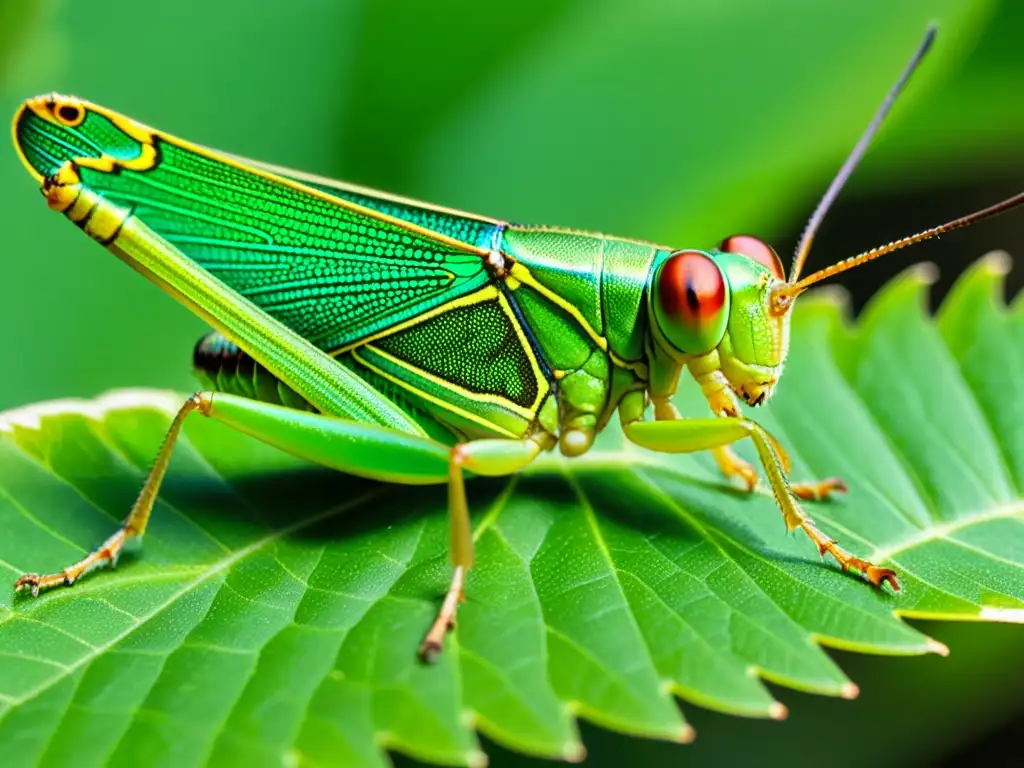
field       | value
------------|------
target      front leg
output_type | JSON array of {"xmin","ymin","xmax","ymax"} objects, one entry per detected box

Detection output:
[
  {"xmin": 712, "ymin": 443, "xmax": 846, "ymax": 501},
  {"xmin": 684, "ymin": 370, "xmax": 847, "ymax": 501},
  {"xmin": 622, "ymin": 392, "xmax": 898, "ymax": 590}
]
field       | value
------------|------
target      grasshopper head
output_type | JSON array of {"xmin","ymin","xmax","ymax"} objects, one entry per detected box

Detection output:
[
  {"xmin": 650, "ymin": 24, "xmax": 1024, "ymax": 412},
  {"xmin": 714, "ymin": 236, "xmax": 790, "ymax": 406},
  {"xmin": 649, "ymin": 236, "xmax": 789, "ymax": 407}
]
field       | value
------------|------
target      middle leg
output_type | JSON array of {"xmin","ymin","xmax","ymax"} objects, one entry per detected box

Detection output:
[
  {"xmin": 653, "ymin": 390, "xmax": 847, "ymax": 501},
  {"xmin": 713, "ymin": 445, "xmax": 848, "ymax": 501},
  {"xmin": 418, "ymin": 437, "xmax": 544, "ymax": 661},
  {"xmin": 207, "ymin": 394, "xmax": 547, "ymax": 659}
]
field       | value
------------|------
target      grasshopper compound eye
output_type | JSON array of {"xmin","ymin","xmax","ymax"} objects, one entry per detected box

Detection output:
[
  {"xmin": 652, "ymin": 249, "xmax": 729, "ymax": 355},
  {"xmin": 719, "ymin": 234, "xmax": 785, "ymax": 281}
]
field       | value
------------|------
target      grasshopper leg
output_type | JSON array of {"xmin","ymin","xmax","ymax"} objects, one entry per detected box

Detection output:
[
  {"xmin": 418, "ymin": 438, "xmax": 543, "ymax": 662},
  {"xmin": 14, "ymin": 391, "xmax": 453, "ymax": 598},
  {"xmin": 14, "ymin": 391, "xmax": 545, "ymax": 660},
  {"xmin": 656, "ymin": 396, "xmax": 846, "ymax": 501},
  {"xmin": 623, "ymin": 393, "xmax": 898, "ymax": 590},
  {"xmin": 15, "ymin": 392, "xmax": 209, "ymax": 596},
  {"xmin": 712, "ymin": 445, "xmax": 847, "ymax": 501}
]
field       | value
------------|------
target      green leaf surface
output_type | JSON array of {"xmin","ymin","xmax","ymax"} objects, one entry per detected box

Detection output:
[{"xmin": 0, "ymin": 256, "xmax": 1021, "ymax": 767}]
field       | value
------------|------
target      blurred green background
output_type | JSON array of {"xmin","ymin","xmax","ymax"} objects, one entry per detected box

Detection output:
[{"xmin": 1, "ymin": 0, "xmax": 1022, "ymax": 765}]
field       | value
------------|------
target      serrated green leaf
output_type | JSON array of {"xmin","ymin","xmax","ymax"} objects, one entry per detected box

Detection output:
[{"xmin": 0, "ymin": 257, "xmax": 1021, "ymax": 767}]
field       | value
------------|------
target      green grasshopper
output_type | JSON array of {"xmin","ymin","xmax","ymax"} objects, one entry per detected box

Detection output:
[{"xmin": 11, "ymin": 26, "xmax": 1024, "ymax": 661}]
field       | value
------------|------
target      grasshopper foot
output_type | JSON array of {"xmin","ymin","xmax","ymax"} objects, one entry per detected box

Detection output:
[
  {"xmin": 802, "ymin": 520, "xmax": 901, "ymax": 592},
  {"xmin": 418, "ymin": 565, "xmax": 466, "ymax": 663},
  {"xmin": 14, "ymin": 527, "xmax": 131, "ymax": 599},
  {"xmin": 712, "ymin": 447, "xmax": 846, "ymax": 502},
  {"xmin": 822, "ymin": 543, "xmax": 901, "ymax": 592},
  {"xmin": 792, "ymin": 477, "xmax": 848, "ymax": 502},
  {"xmin": 864, "ymin": 565, "xmax": 900, "ymax": 591},
  {"xmin": 712, "ymin": 446, "xmax": 759, "ymax": 491},
  {"xmin": 418, "ymin": 637, "xmax": 445, "ymax": 664},
  {"xmin": 14, "ymin": 569, "xmax": 76, "ymax": 597}
]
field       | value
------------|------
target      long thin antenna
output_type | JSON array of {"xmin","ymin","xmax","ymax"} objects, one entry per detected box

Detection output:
[
  {"xmin": 789, "ymin": 24, "xmax": 937, "ymax": 282},
  {"xmin": 775, "ymin": 191, "xmax": 1024, "ymax": 300}
]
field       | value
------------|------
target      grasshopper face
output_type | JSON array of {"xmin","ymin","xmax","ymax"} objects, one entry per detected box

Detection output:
[
  {"xmin": 713, "ymin": 251, "xmax": 790, "ymax": 407},
  {"xmin": 649, "ymin": 236, "xmax": 790, "ymax": 408}
]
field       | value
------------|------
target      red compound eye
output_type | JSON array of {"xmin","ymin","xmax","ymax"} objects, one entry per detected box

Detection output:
[
  {"xmin": 719, "ymin": 234, "xmax": 785, "ymax": 281},
  {"xmin": 657, "ymin": 250, "xmax": 726, "ymax": 328}
]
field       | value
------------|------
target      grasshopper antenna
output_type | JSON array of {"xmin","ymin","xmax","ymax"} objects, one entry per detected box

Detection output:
[
  {"xmin": 772, "ymin": 23, "xmax": 1024, "ymax": 310},
  {"xmin": 775, "ymin": 191, "xmax": 1024, "ymax": 302},
  {"xmin": 788, "ymin": 24, "xmax": 937, "ymax": 284}
]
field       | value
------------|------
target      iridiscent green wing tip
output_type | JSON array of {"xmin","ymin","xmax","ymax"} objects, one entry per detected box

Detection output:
[{"xmin": 13, "ymin": 94, "xmax": 150, "ymax": 181}]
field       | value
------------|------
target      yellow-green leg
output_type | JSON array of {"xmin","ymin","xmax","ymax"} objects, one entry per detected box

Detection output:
[
  {"xmin": 624, "ymin": 393, "xmax": 898, "ymax": 590},
  {"xmin": 14, "ymin": 391, "xmax": 544, "ymax": 661},
  {"xmin": 653, "ymin": 394, "xmax": 848, "ymax": 501},
  {"xmin": 15, "ymin": 393, "xmax": 208, "ymax": 595},
  {"xmin": 418, "ymin": 438, "xmax": 544, "ymax": 662},
  {"xmin": 712, "ymin": 445, "xmax": 847, "ymax": 501},
  {"xmin": 13, "ymin": 392, "xmax": 453, "ymax": 597}
]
